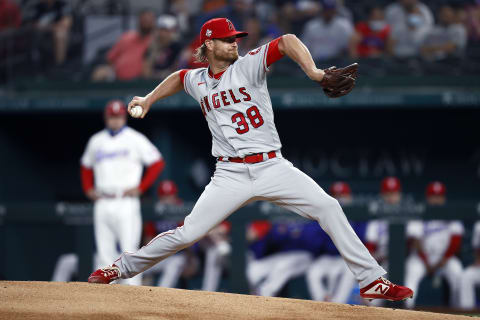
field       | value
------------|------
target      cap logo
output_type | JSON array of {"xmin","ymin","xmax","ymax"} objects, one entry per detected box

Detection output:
[
  {"xmin": 226, "ymin": 19, "xmax": 234, "ymax": 30},
  {"xmin": 206, "ymin": 29, "xmax": 212, "ymax": 37}
]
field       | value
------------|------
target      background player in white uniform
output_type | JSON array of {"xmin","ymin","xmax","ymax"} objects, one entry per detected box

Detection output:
[
  {"xmin": 460, "ymin": 221, "xmax": 480, "ymax": 309},
  {"xmin": 200, "ymin": 220, "xmax": 232, "ymax": 292},
  {"xmin": 307, "ymin": 182, "xmax": 358, "ymax": 303},
  {"xmin": 141, "ymin": 181, "xmax": 187, "ymax": 288},
  {"xmin": 52, "ymin": 253, "xmax": 99, "ymax": 282},
  {"xmin": 404, "ymin": 182, "xmax": 464, "ymax": 308},
  {"xmin": 365, "ymin": 176, "xmax": 403, "ymax": 271},
  {"xmin": 246, "ymin": 221, "xmax": 313, "ymax": 297},
  {"xmin": 89, "ymin": 18, "xmax": 413, "ymax": 302},
  {"xmin": 364, "ymin": 177, "xmax": 402, "ymax": 306},
  {"xmin": 81, "ymin": 100, "xmax": 164, "ymax": 285}
]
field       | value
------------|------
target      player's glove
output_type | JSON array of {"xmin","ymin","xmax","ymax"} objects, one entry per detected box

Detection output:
[{"xmin": 319, "ymin": 63, "xmax": 358, "ymax": 98}]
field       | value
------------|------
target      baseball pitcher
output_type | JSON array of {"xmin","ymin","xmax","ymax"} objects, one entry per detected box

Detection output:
[{"xmin": 88, "ymin": 18, "xmax": 413, "ymax": 301}]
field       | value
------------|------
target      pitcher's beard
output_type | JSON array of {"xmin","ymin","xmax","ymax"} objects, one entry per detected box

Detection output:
[{"xmin": 214, "ymin": 50, "xmax": 239, "ymax": 63}]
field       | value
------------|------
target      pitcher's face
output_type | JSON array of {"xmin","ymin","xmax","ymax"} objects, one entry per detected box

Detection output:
[{"xmin": 209, "ymin": 37, "xmax": 239, "ymax": 63}]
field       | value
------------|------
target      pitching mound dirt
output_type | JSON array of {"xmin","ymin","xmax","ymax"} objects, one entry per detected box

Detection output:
[{"xmin": 0, "ymin": 281, "xmax": 473, "ymax": 319}]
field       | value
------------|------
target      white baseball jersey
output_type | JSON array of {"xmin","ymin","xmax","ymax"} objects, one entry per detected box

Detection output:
[
  {"xmin": 183, "ymin": 42, "xmax": 282, "ymax": 157},
  {"xmin": 81, "ymin": 126, "xmax": 162, "ymax": 194},
  {"xmin": 407, "ymin": 220, "xmax": 464, "ymax": 266},
  {"xmin": 365, "ymin": 220, "xmax": 389, "ymax": 261}
]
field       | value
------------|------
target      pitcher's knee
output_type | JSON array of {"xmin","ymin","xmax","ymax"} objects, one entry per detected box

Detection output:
[
  {"xmin": 177, "ymin": 229, "xmax": 204, "ymax": 246},
  {"xmin": 310, "ymin": 197, "xmax": 342, "ymax": 219}
]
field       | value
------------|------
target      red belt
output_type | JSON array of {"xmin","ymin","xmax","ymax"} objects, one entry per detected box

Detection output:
[{"xmin": 218, "ymin": 151, "xmax": 277, "ymax": 164}]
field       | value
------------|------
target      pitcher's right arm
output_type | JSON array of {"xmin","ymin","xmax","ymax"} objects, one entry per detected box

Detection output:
[{"xmin": 128, "ymin": 70, "xmax": 185, "ymax": 118}]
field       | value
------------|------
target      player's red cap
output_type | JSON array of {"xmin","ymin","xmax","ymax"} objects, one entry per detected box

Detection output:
[
  {"xmin": 200, "ymin": 18, "xmax": 248, "ymax": 44},
  {"xmin": 104, "ymin": 100, "xmax": 127, "ymax": 117},
  {"xmin": 157, "ymin": 180, "xmax": 178, "ymax": 197},
  {"xmin": 381, "ymin": 176, "xmax": 401, "ymax": 193},
  {"xmin": 249, "ymin": 221, "xmax": 272, "ymax": 239},
  {"xmin": 426, "ymin": 181, "xmax": 446, "ymax": 197},
  {"xmin": 329, "ymin": 181, "xmax": 351, "ymax": 197}
]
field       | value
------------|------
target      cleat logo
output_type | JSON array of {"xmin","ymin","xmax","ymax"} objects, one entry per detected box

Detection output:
[
  {"xmin": 374, "ymin": 284, "xmax": 389, "ymax": 294},
  {"xmin": 364, "ymin": 283, "xmax": 390, "ymax": 295}
]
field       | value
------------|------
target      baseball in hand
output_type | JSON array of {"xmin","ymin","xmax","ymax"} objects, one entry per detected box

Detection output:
[{"xmin": 130, "ymin": 105, "xmax": 143, "ymax": 118}]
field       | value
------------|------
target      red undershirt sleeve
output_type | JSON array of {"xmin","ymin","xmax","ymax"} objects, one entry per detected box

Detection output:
[
  {"xmin": 418, "ymin": 249, "xmax": 428, "ymax": 265},
  {"xmin": 179, "ymin": 69, "xmax": 190, "ymax": 89},
  {"xmin": 266, "ymin": 37, "xmax": 285, "ymax": 67},
  {"xmin": 365, "ymin": 242, "xmax": 377, "ymax": 254},
  {"xmin": 80, "ymin": 165, "xmax": 94, "ymax": 193},
  {"xmin": 444, "ymin": 234, "xmax": 462, "ymax": 259},
  {"xmin": 138, "ymin": 159, "xmax": 165, "ymax": 194}
]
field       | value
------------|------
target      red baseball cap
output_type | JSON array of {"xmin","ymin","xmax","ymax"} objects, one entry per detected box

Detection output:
[
  {"xmin": 200, "ymin": 18, "xmax": 248, "ymax": 44},
  {"xmin": 249, "ymin": 221, "xmax": 272, "ymax": 239},
  {"xmin": 104, "ymin": 100, "xmax": 127, "ymax": 117},
  {"xmin": 330, "ymin": 181, "xmax": 352, "ymax": 197},
  {"xmin": 381, "ymin": 177, "xmax": 401, "ymax": 193},
  {"xmin": 426, "ymin": 181, "xmax": 446, "ymax": 197},
  {"xmin": 157, "ymin": 180, "xmax": 178, "ymax": 197}
]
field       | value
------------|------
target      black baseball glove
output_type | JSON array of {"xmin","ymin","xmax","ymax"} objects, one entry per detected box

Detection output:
[{"xmin": 319, "ymin": 63, "xmax": 358, "ymax": 98}]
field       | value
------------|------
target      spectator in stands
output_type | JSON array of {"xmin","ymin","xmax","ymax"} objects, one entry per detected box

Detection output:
[
  {"xmin": 143, "ymin": 15, "xmax": 182, "ymax": 80},
  {"xmin": 385, "ymin": 0, "xmax": 433, "ymax": 58},
  {"xmin": 350, "ymin": 6, "xmax": 391, "ymax": 58},
  {"xmin": 168, "ymin": 0, "xmax": 203, "ymax": 37},
  {"xmin": 464, "ymin": 0, "xmax": 480, "ymax": 42},
  {"xmin": 27, "ymin": 0, "xmax": 72, "ymax": 65},
  {"xmin": 196, "ymin": 0, "xmax": 252, "ymax": 33},
  {"xmin": 0, "ymin": 0, "xmax": 22, "ymax": 32},
  {"xmin": 178, "ymin": 36, "xmax": 209, "ymax": 69},
  {"xmin": 91, "ymin": 9, "xmax": 155, "ymax": 81},
  {"xmin": 238, "ymin": 17, "xmax": 275, "ymax": 56},
  {"xmin": 420, "ymin": 5, "xmax": 467, "ymax": 61},
  {"xmin": 274, "ymin": 0, "xmax": 321, "ymax": 35},
  {"xmin": 335, "ymin": 0, "xmax": 353, "ymax": 22},
  {"xmin": 301, "ymin": 0, "xmax": 354, "ymax": 61}
]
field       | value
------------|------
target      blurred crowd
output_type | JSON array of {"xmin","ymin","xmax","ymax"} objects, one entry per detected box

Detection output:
[{"xmin": 1, "ymin": 0, "xmax": 480, "ymax": 82}]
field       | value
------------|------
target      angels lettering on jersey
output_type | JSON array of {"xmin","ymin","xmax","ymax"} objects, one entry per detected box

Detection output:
[{"xmin": 180, "ymin": 38, "xmax": 284, "ymax": 158}]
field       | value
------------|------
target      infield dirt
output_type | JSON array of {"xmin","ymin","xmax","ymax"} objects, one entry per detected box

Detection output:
[{"xmin": 0, "ymin": 281, "xmax": 474, "ymax": 319}]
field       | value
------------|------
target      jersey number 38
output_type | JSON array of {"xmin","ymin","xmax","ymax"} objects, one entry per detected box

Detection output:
[{"xmin": 231, "ymin": 106, "xmax": 264, "ymax": 134}]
